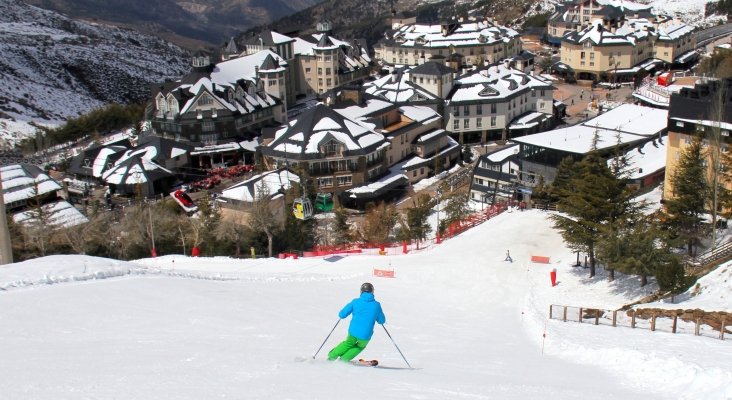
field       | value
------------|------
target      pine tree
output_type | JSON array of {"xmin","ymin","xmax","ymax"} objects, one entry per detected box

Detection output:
[
  {"xmin": 548, "ymin": 156, "xmax": 577, "ymax": 202},
  {"xmin": 595, "ymin": 136, "xmax": 647, "ymax": 281},
  {"xmin": 665, "ymin": 136, "xmax": 709, "ymax": 256},
  {"xmin": 551, "ymin": 133, "xmax": 620, "ymax": 278},
  {"xmin": 331, "ymin": 206, "xmax": 352, "ymax": 245},
  {"xmin": 405, "ymin": 193, "xmax": 433, "ymax": 243}
]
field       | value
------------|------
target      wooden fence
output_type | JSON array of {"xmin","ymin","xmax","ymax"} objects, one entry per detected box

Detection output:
[{"xmin": 549, "ymin": 304, "xmax": 731, "ymax": 341}]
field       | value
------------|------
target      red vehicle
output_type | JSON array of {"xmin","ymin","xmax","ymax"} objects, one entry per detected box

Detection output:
[{"xmin": 171, "ymin": 189, "xmax": 197, "ymax": 212}]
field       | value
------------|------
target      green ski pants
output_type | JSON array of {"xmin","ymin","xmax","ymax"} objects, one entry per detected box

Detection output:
[{"xmin": 327, "ymin": 334, "xmax": 370, "ymax": 361}]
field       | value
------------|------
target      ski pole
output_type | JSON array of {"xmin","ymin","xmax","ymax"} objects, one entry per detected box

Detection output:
[
  {"xmin": 382, "ymin": 325, "xmax": 412, "ymax": 369},
  {"xmin": 312, "ymin": 319, "xmax": 340, "ymax": 359}
]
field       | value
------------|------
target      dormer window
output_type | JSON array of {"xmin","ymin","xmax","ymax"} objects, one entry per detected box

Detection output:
[
  {"xmin": 167, "ymin": 96, "xmax": 178, "ymax": 116},
  {"xmin": 478, "ymin": 84, "xmax": 499, "ymax": 97},
  {"xmin": 198, "ymin": 94, "xmax": 213, "ymax": 106},
  {"xmin": 321, "ymin": 139, "xmax": 343, "ymax": 157},
  {"xmin": 157, "ymin": 96, "xmax": 167, "ymax": 114}
]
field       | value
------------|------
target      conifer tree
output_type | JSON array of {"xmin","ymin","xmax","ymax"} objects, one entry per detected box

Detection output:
[
  {"xmin": 594, "ymin": 136, "xmax": 647, "ymax": 281},
  {"xmin": 551, "ymin": 133, "xmax": 620, "ymax": 278},
  {"xmin": 665, "ymin": 136, "xmax": 709, "ymax": 256},
  {"xmin": 331, "ymin": 205, "xmax": 352, "ymax": 245},
  {"xmin": 405, "ymin": 193, "xmax": 433, "ymax": 243}
]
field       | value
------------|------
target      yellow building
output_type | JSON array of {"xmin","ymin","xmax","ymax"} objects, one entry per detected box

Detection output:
[
  {"xmin": 559, "ymin": 18, "xmax": 695, "ymax": 81},
  {"xmin": 375, "ymin": 19, "xmax": 522, "ymax": 68},
  {"xmin": 663, "ymin": 79, "xmax": 732, "ymax": 202}
]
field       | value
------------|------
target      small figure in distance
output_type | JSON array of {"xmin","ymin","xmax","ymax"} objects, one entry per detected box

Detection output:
[{"xmin": 505, "ymin": 250, "xmax": 513, "ymax": 263}]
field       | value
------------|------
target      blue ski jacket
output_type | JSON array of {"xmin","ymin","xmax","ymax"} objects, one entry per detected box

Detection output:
[{"xmin": 338, "ymin": 292, "xmax": 386, "ymax": 340}]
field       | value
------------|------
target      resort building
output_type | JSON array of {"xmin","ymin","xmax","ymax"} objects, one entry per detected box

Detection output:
[{"xmin": 375, "ymin": 19, "xmax": 522, "ymax": 68}]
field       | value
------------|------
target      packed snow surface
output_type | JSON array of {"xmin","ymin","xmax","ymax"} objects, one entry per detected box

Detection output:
[{"xmin": 0, "ymin": 210, "xmax": 731, "ymax": 399}]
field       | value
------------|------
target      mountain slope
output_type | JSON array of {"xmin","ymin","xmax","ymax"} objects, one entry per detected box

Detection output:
[
  {"xmin": 22, "ymin": 0, "xmax": 325, "ymax": 47},
  {"xmin": 0, "ymin": 0, "xmax": 190, "ymax": 147}
]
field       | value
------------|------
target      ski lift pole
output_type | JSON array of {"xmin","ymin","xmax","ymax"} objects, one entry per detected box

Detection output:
[
  {"xmin": 382, "ymin": 325, "xmax": 412, "ymax": 369},
  {"xmin": 312, "ymin": 319, "xmax": 340, "ymax": 359}
]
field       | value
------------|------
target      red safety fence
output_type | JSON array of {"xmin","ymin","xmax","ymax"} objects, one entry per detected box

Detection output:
[{"xmin": 285, "ymin": 203, "xmax": 508, "ymax": 259}]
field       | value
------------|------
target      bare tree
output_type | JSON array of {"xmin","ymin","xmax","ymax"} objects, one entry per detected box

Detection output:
[
  {"xmin": 214, "ymin": 200, "xmax": 251, "ymax": 257},
  {"xmin": 356, "ymin": 202, "xmax": 399, "ymax": 244},
  {"xmin": 20, "ymin": 182, "xmax": 55, "ymax": 257},
  {"xmin": 58, "ymin": 206, "xmax": 110, "ymax": 254},
  {"xmin": 248, "ymin": 182, "xmax": 278, "ymax": 257}
]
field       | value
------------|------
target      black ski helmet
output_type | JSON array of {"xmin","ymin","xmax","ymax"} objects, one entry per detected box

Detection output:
[{"xmin": 360, "ymin": 282, "xmax": 374, "ymax": 293}]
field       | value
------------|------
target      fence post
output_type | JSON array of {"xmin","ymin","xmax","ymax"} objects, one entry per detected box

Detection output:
[
  {"xmin": 549, "ymin": 305, "xmax": 553, "ymax": 319},
  {"xmin": 651, "ymin": 314, "xmax": 656, "ymax": 332},
  {"xmin": 672, "ymin": 313, "xmax": 678, "ymax": 334},
  {"xmin": 595, "ymin": 309, "xmax": 600, "ymax": 325},
  {"xmin": 721, "ymin": 319, "xmax": 726, "ymax": 341},
  {"xmin": 631, "ymin": 310, "xmax": 636, "ymax": 329},
  {"xmin": 695, "ymin": 318, "xmax": 701, "ymax": 336},
  {"xmin": 579, "ymin": 308, "xmax": 583, "ymax": 323},
  {"xmin": 563, "ymin": 306, "xmax": 567, "ymax": 322},
  {"xmin": 612, "ymin": 310, "xmax": 617, "ymax": 327}
]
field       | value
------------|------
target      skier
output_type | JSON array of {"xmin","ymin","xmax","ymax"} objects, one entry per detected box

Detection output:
[
  {"xmin": 505, "ymin": 250, "xmax": 513, "ymax": 263},
  {"xmin": 328, "ymin": 282, "xmax": 386, "ymax": 362}
]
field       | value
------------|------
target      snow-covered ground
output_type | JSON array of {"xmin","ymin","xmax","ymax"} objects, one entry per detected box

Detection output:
[{"xmin": 1, "ymin": 209, "xmax": 730, "ymax": 399}]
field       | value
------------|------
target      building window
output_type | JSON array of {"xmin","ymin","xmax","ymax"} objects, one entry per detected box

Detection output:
[
  {"xmin": 198, "ymin": 94, "xmax": 213, "ymax": 106},
  {"xmin": 202, "ymin": 121, "xmax": 215, "ymax": 132},
  {"xmin": 337, "ymin": 175, "xmax": 352, "ymax": 187},
  {"xmin": 490, "ymin": 116, "xmax": 496, "ymax": 126},
  {"xmin": 464, "ymin": 105, "xmax": 470, "ymax": 116},
  {"xmin": 323, "ymin": 140, "xmax": 340, "ymax": 157},
  {"xmin": 476, "ymin": 118, "xmax": 482, "ymax": 128},
  {"xmin": 476, "ymin": 104, "xmax": 482, "ymax": 115},
  {"xmin": 491, "ymin": 104, "xmax": 497, "ymax": 113},
  {"xmin": 326, "ymin": 68, "xmax": 331, "ymax": 75},
  {"xmin": 306, "ymin": 68, "xmax": 311, "ymax": 73},
  {"xmin": 464, "ymin": 119, "xmax": 470, "ymax": 129},
  {"xmin": 318, "ymin": 68, "xmax": 323, "ymax": 75},
  {"xmin": 326, "ymin": 78, "xmax": 332, "ymax": 86},
  {"xmin": 318, "ymin": 177, "xmax": 333, "ymax": 188},
  {"xmin": 455, "ymin": 106, "xmax": 460, "ymax": 117},
  {"xmin": 453, "ymin": 119, "xmax": 459, "ymax": 130}
]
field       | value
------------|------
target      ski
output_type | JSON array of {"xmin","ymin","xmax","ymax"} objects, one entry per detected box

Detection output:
[{"xmin": 351, "ymin": 359, "xmax": 378, "ymax": 367}]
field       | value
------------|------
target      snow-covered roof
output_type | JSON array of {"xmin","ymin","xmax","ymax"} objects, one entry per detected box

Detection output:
[
  {"xmin": 448, "ymin": 64, "xmax": 553, "ymax": 103},
  {"xmin": 386, "ymin": 20, "xmax": 519, "ymax": 49},
  {"xmin": 402, "ymin": 136, "xmax": 460, "ymax": 169},
  {"xmin": 511, "ymin": 124, "xmax": 647, "ymax": 154},
  {"xmin": 335, "ymin": 99, "xmax": 395, "ymax": 121},
  {"xmin": 657, "ymin": 23, "xmax": 695, "ymax": 41},
  {"xmin": 1, "ymin": 164, "xmax": 61, "ymax": 205},
  {"xmin": 582, "ymin": 103, "xmax": 668, "ymax": 136},
  {"xmin": 101, "ymin": 151, "xmax": 173, "ymax": 185},
  {"xmin": 261, "ymin": 103, "xmax": 387, "ymax": 160},
  {"xmin": 219, "ymin": 168, "xmax": 299, "ymax": 203},
  {"xmin": 508, "ymin": 112, "xmax": 552, "ymax": 130},
  {"xmin": 190, "ymin": 142, "xmax": 243, "ymax": 156},
  {"xmin": 399, "ymin": 105, "xmax": 441, "ymax": 125},
  {"xmin": 13, "ymin": 200, "xmax": 89, "ymax": 228},
  {"xmin": 512, "ymin": 104, "xmax": 666, "ymax": 154},
  {"xmin": 485, "ymin": 143, "xmax": 520, "ymax": 163},
  {"xmin": 210, "ymin": 50, "xmax": 287, "ymax": 86},
  {"xmin": 363, "ymin": 69, "xmax": 440, "ymax": 103},
  {"xmin": 608, "ymin": 136, "xmax": 668, "ymax": 179}
]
